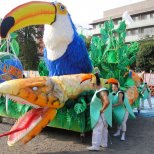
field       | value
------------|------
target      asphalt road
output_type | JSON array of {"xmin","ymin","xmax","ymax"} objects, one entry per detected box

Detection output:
[{"xmin": 0, "ymin": 97, "xmax": 154, "ymax": 154}]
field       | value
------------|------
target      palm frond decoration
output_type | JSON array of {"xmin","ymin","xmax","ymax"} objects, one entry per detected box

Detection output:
[
  {"xmin": 129, "ymin": 55, "xmax": 137, "ymax": 65},
  {"xmin": 38, "ymin": 59, "xmax": 49, "ymax": 76},
  {"xmin": 101, "ymin": 63, "xmax": 112, "ymax": 72},
  {"xmin": 0, "ymin": 32, "xmax": 20, "ymax": 56},
  {"xmin": 89, "ymin": 18, "xmax": 139, "ymax": 88},
  {"xmin": 74, "ymin": 98, "xmax": 87, "ymax": 114},
  {"xmin": 66, "ymin": 110, "xmax": 72, "ymax": 128}
]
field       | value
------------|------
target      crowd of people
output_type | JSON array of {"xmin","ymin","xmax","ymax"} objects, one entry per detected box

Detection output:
[{"xmin": 87, "ymin": 73, "xmax": 152, "ymax": 151}]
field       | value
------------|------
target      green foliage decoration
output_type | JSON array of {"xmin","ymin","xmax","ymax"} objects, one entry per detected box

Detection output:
[
  {"xmin": 74, "ymin": 98, "xmax": 87, "ymax": 114},
  {"xmin": 0, "ymin": 96, "xmax": 31, "ymax": 118},
  {"xmin": 38, "ymin": 60, "xmax": 49, "ymax": 76},
  {"xmin": 0, "ymin": 32, "xmax": 20, "ymax": 56},
  {"xmin": 89, "ymin": 19, "xmax": 139, "ymax": 87}
]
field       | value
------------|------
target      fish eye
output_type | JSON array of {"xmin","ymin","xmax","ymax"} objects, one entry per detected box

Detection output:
[{"xmin": 32, "ymin": 87, "xmax": 38, "ymax": 91}]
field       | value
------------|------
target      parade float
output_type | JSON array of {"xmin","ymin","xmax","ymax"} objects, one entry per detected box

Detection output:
[
  {"xmin": 0, "ymin": 1, "xmax": 142, "ymax": 146},
  {"xmin": 0, "ymin": 1, "xmax": 96, "ymax": 143}
]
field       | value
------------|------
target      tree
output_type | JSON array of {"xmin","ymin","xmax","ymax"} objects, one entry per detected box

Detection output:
[
  {"xmin": 79, "ymin": 34, "xmax": 92, "ymax": 51},
  {"xmin": 136, "ymin": 40, "xmax": 154, "ymax": 72},
  {"xmin": 17, "ymin": 26, "xmax": 41, "ymax": 70}
]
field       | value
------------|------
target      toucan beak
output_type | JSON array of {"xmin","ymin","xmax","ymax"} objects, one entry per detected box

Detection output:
[{"xmin": 0, "ymin": 1, "xmax": 56, "ymax": 38}]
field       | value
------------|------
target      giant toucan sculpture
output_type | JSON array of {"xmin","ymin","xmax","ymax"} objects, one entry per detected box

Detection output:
[
  {"xmin": 0, "ymin": 1, "xmax": 95, "ymax": 146},
  {"xmin": 0, "ymin": 1, "xmax": 93, "ymax": 76}
]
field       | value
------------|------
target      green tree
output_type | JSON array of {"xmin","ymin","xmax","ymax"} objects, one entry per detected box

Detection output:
[
  {"xmin": 79, "ymin": 34, "xmax": 92, "ymax": 51},
  {"xmin": 85, "ymin": 36, "xmax": 92, "ymax": 51},
  {"xmin": 17, "ymin": 26, "xmax": 41, "ymax": 70},
  {"xmin": 136, "ymin": 40, "xmax": 154, "ymax": 72}
]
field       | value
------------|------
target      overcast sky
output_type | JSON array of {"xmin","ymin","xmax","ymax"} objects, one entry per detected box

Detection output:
[{"xmin": 0, "ymin": 0, "xmax": 143, "ymax": 27}]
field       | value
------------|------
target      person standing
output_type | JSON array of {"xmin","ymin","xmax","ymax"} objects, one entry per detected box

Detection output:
[
  {"xmin": 106, "ymin": 79, "xmax": 135, "ymax": 141},
  {"xmin": 111, "ymin": 83, "xmax": 128, "ymax": 141},
  {"xmin": 140, "ymin": 81, "xmax": 152, "ymax": 109},
  {"xmin": 87, "ymin": 73, "xmax": 112, "ymax": 151}
]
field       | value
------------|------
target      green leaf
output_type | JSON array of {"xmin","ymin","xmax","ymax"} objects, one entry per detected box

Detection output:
[
  {"xmin": 79, "ymin": 98, "xmax": 87, "ymax": 109},
  {"xmin": 119, "ymin": 76, "xmax": 126, "ymax": 86},
  {"xmin": 106, "ymin": 71, "xmax": 115, "ymax": 78},
  {"xmin": 129, "ymin": 55, "xmax": 136, "ymax": 65},
  {"xmin": 117, "ymin": 59, "xmax": 130, "ymax": 70},
  {"xmin": 128, "ymin": 42, "xmax": 139, "ymax": 54},
  {"xmin": 114, "ymin": 20, "xmax": 126, "ymax": 34},
  {"xmin": 104, "ymin": 21, "xmax": 109, "ymax": 32},
  {"xmin": 100, "ymin": 28, "xmax": 108, "ymax": 43},
  {"xmin": 38, "ymin": 60, "xmax": 49, "ymax": 76},
  {"xmin": 74, "ymin": 103, "xmax": 86, "ymax": 114},
  {"xmin": 107, "ymin": 50, "xmax": 118, "ymax": 63},
  {"xmin": 10, "ymin": 39, "xmax": 20, "ymax": 56},
  {"xmin": 10, "ymin": 33, "xmax": 18, "ymax": 39},
  {"xmin": 0, "ymin": 41, "xmax": 7, "ymax": 52},
  {"xmin": 101, "ymin": 64, "xmax": 111, "ymax": 72},
  {"xmin": 109, "ymin": 19, "xmax": 114, "ymax": 30},
  {"xmin": 124, "ymin": 77, "xmax": 135, "ymax": 88}
]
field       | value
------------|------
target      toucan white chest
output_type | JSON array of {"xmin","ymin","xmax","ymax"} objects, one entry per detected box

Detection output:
[{"xmin": 43, "ymin": 14, "xmax": 74, "ymax": 61}]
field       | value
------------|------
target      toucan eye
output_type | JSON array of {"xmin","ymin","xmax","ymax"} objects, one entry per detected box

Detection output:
[{"xmin": 60, "ymin": 5, "xmax": 65, "ymax": 11}]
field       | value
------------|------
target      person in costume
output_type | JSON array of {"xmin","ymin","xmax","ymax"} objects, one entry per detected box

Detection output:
[
  {"xmin": 139, "ymin": 80, "xmax": 152, "ymax": 109},
  {"xmin": 107, "ymin": 79, "xmax": 135, "ymax": 141},
  {"xmin": 87, "ymin": 73, "xmax": 112, "ymax": 151},
  {"xmin": 111, "ymin": 83, "xmax": 128, "ymax": 141}
]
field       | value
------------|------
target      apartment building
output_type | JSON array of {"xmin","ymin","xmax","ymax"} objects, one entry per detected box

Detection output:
[{"xmin": 90, "ymin": 0, "xmax": 154, "ymax": 43}]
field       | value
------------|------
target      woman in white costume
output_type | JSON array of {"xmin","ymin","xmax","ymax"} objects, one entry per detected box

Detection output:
[{"xmin": 87, "ymin": 73, "xmax": 112, "ymax": 151}]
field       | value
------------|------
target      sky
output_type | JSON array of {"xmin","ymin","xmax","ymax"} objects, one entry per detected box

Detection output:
[{"xmin": 0, "ymin": 0, "xmax": 143, "ymax": 27}]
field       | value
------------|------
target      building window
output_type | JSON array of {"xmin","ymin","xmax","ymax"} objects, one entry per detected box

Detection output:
[
  {"xmin": 100, "ymin": 24, "xmax": 104, "ymax": 28},
  {"xmin": 93, "ymin": 25, "xmax": 96, "ymax": 29},
  {"xmin": 143, "ymin": 27, "xmax": 153, "ymax": 35},
  {"xmin": 141, "ymin": 14, "xmax": 147, "ymax": 20},
  {"xmin": 114, "ymin": 19, "xmax": 119, "ymax": 25},
  {"xmin": 96, "ymin": 24, "xmax": 100, "ymax": 28},
  {"xmin": 133, "ymin": 16, "xmax": 139, "ymax": 21},
  {"xmin": 141, "ymin": 28, "xmax": 144, "ymax": 34},
  {"xmin": 152, "ymin": 27, "xmax": 154, "ymax": 33},
  {"xmin": 150, "ymin": 13, "xmax": 154, "ymax": 19},
  {"xmin": 127, "ymin": 30, "xmax": 131, "ymax": 36},
  {"xmin": 130, "ymin": 29, "xmax": 138, "ymax": 35}
]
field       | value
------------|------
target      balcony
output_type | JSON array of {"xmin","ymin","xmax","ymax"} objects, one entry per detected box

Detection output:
[{"xmin": 127, "ymin": 18, "xmax": 154, "ymax": 29}]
